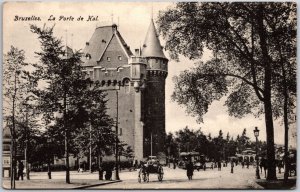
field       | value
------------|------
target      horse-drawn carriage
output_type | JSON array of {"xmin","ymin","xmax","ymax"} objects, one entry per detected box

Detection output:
[{"xmin": 138, "ymin": 156, "xmax": 164, "ymax": 183}]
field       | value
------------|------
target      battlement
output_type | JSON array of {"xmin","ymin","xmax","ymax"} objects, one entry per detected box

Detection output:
[
  {"xmin": 129, "ymin": 56, "xmax": 147, "ymax": 65},
  {"xmin": 93, "ymin": 65, "xmax": 131, "ymax": 82}
]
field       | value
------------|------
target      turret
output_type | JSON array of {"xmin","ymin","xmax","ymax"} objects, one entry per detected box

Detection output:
[
  {"xmin": 141, "ymin": 19, "xmax": 168, "ymax": 74},
  {"xmin": 142, "ymin": 19, "xmax": 168, "ymax": 158},
  {"xmin": 128, "ymin": 55, "xmax": 147, "ymax": 160}
]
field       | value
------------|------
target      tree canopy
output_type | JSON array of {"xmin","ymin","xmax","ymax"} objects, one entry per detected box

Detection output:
[
  {"xmin": 157, "ymin": 2, "xmax": 296, "ymax": 180},
  {"xmin": 30, "ymin": 24, "xmax": 115, "ymax": 183}
]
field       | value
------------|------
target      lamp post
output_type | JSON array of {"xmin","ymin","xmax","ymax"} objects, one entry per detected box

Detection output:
[
  {"xmin": 115, "ymin": 90, "xmax": 120, "ymax": 180},
  {"xmin": 253, "ymin": 127, "xmax": 260, "ymax": 179}
]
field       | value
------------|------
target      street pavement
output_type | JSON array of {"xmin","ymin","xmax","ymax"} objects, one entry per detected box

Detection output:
[
  {"xmin": 2, "ymin": 171, "xmax": 120, "ymax": 189},
  {"xmin": 2, "ymin": 165, "xmax": 296, "ymax": 189},
  {"xmin": 89, "ymin": 165, "xmax": 266, "ymax": 189}
]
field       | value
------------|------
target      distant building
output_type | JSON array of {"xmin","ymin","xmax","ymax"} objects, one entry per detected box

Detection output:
[
  {"xmin": 236, "ymin": 148, "xmax": 256, "ymax": 162},
  {"xmin": 2, "ymin": 124, "xmax": 11, "ymax": 178},
  {"xmin": 81, "ymin": 20, "xmax": 168, "ymax": 160}
]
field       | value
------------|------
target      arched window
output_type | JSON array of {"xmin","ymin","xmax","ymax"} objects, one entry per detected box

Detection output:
[
  {"xmin": 123, "ymin": 78, "xmax": 130, "ymax": 93},
  {"xmin": 107, "ymin": 80, "xmax": 111, "ymax": 86},
  {"xmin": 85, "ymin": 53, "xmax": 91, "ymax": 60}
]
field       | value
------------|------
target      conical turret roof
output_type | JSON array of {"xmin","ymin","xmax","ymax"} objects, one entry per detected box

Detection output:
[{"xmin": 141, "ymin": 19, "xmax": 167, "ymax": 59}]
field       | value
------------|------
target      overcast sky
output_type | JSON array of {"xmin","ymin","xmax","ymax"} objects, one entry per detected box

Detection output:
[{"xmin": 3, "ymin": 2, "xmax": 296, "ymax": 147}]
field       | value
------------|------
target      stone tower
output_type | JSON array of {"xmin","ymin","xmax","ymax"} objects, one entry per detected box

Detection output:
[
  {"xmin": 82, "ymin": 20, "xmax": 168, "ymax": 161},
  {"xmin": 142, "ymin": 19, "xmax": 168, "ymax": 157}
]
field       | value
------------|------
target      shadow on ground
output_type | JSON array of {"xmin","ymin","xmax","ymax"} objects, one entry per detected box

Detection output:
[{"xmin": 256, "ymin": 179, "xmax": 296, "ymax": 189}]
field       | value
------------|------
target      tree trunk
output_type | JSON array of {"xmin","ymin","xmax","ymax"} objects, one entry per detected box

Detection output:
[
  {"xmin": 282, "ymin": 56, "xmax": 289, "ymax": 182},
  {"xmin": 98, "ymin": 154, "xmax": 103, "ymax": 180},
  {"xmin": 275, "ymin": 42, "xmax": 290, "ymax": 182},
  {"xmin": 264, "ymin": 97, "xmax": 277, "ymax": 180},
  {"xmin": 256, "ymin": 5, "xmax": 277, "ymax": 180},
  {"xmin": 47, "ymin": 161, "xmax": 52, "ymax": 179},
  {"xmin": 283, "ymin": 94, "xmax": 289, "ymax": 182},
  {"xmin": 64, "ymin": 94, "xmax": 70, "ymax": 184}
]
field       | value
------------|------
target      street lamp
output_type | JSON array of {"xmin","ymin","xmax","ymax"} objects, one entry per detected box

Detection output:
[
  {"xmin": 101, "ymin": 86, "xmax": 121, "ymax": 180},
  {"xmin": 253, "ymin": 127, "xmax": 260, "ymax": 179},
  {"xmin": 115, "ymin": 90, "xmax": 120, "ymax": 180}
]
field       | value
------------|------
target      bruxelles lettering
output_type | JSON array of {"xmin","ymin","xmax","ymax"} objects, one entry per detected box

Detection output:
[
  {"xmin": 14, "ymin": 15, "xmax": 99, "ymax": 22},
  {"xmin": 14, "ymin": 15, "xmax": 41, "ymax": 21}
]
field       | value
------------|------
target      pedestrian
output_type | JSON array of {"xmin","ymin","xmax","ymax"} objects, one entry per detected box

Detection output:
[
  {"xmin": 241, "ymin": 161, "xmax": 244, "ymax": 168},
  {"xmin": 261, "ymin": 158, "xmax": 268, "ymax": 178},
  {"xmin": 218, "ymin": 161, "xmax": 221, "ymax": 171},
  {"xmin": 17, "ymin": 160, "xmax": 24, "ymax": 180},
  {"xmin": 104, "ymin": 163, "xmax": 113, "ymax": 180},
  {"xmin": 259, "ymin": 159, "xmax": 263, "ymax": 174},
  {"xmin": 134, "ymin": 159, "xmax": 138, "ymax": 170},
  {"xmin": 186, "ymin": 160, "xmax": 194, "ymax": 180},
  {"xmin": 99, "ymin": 164, "xmax": 104, "ymax": 180},
  {"xmin": 246, "ymin": 160, "xmax": 249, "ymax": 169},
  {"xmin": 230, "ymin": 160, "xmax": 234, "ymax": 174},
  {"xmin": 173, "ymin": 158, "xmax": 177, "ymax": 169}
]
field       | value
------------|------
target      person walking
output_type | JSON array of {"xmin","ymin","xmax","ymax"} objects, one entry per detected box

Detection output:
[
  {"xmin": 17, "ymin": 160, "xmax": 24, "ymax": 180},
  {"xmin": 134, "ymin": 159, "xmax": 138, "ymax": 170},
  {"xmin": 218, "ymin": 161, "xmax": 221, "ymax": 171},
  {"xmin": 186, "ymin": 160, "xmax": 194, "ymax": 180},
  {"xmin": 230, "ymin": 160, "xmax": 234, "ymax": 174},
  {"xmin": 173, "ymin": 158, "xmax": 177, "ymax": 169}
]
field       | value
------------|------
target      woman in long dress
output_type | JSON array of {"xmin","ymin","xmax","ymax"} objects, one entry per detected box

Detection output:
[{"xmin": 186, "ymin": 160, "xmax": 194, "ymax": 180}]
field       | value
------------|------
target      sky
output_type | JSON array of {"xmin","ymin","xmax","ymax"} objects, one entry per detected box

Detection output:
[{"xmin": 3, "ymin": 2, "xmax": 297, "ymax": 147}]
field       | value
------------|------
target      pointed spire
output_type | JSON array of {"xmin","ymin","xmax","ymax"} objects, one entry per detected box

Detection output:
[{"xmin": 141, "ymin": 19, "xmax": 167, "ymax": 59}]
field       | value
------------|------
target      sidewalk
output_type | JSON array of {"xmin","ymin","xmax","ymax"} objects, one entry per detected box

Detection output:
[
  {"xmin": 2, "ymin": 171, "xmax": 121, "ymax": 189},
  {"xmin": 251, "ymin": 170, "xmax": 297, "ymax": 189},
  {"xmin": 255, "ymin": 177, "xmax": 297, "ymax": 189}
]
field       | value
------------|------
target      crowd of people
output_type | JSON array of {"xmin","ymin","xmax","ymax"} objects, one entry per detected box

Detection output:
[{"xmin": 13, "ymin": 154, "xmax": 296, "ymax": 182}]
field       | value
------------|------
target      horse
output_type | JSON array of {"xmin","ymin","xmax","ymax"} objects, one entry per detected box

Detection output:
[{"xmin": 138, "ymin": 162, "xmax": 149, "ymax": 183}]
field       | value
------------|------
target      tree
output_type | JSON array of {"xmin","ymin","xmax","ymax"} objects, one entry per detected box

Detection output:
[
  {"xmin": 157, "ymin": 2, "xmax": 296, "ymax": 180},
  {"xmin": 175, "ymin": 126, "xmax": 200, "ymax": 152},
  {"xmin": 237, "ymin": 128, "xmax": 250, "ymax": 152},
  {"xmin": 165, "ymin": 132, "xmax": 178, "ymax": 161},
  {"xmin": 72, "ymin": 81, "xmax": 115, "ymax": 177},
  {"xmin": 30, "ymin": 24, "xmax": 95, "ymax": 183},
  {"xmin": 3, "ymin": 46, "xmax": 30, "ymax": 188}
]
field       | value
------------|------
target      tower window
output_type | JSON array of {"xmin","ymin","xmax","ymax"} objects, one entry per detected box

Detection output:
[
  {"xmin": 124, "ymin": 79, "xmax": 130, "ymax": 93},
  {"xmin": 86, "ymin": 54, "xmax": 91, "ymax": 60},
  {"xmin": 156, "ymin": 59, "xmax": 158, "ymax": 63},
  {"xmin": 118, "ymin": 56, "xmax": 122, "ymax": 61},
  {"xmin": 107, "ymin": 57, "xmax": 111, "ymax": 62}
]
